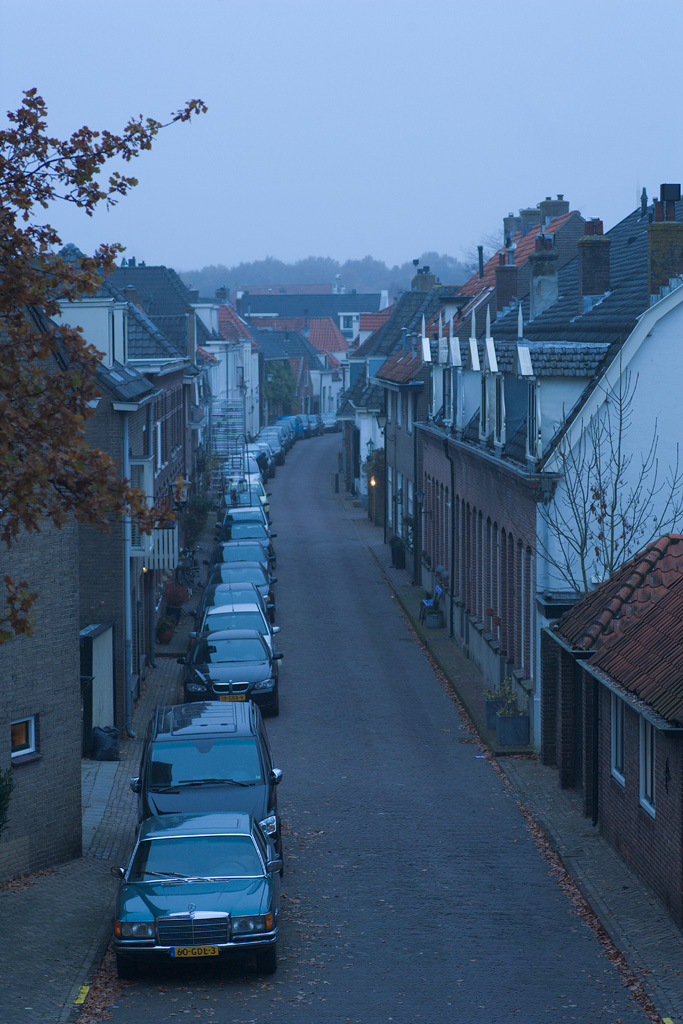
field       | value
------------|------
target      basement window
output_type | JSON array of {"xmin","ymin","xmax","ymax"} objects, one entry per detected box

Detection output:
[{"xmin": 11, "ymin": 715, "xmax": 37, "ymax": 760}]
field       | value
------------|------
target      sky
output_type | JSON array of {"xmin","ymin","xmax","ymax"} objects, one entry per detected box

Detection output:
[{"xmin": 2, "ymin": 0, "xmax": 682, "ymax": 275}]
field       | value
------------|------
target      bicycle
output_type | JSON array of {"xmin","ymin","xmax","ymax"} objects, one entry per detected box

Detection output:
[{"xmin": 175, "ymin": 547, "xmax": 201, "ymax": 590}]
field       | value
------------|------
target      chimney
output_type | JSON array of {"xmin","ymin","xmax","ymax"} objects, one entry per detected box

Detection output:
[
  {"xmin": 189, "ymin": 289, "xmax": 199, "ymax": 302},
  {"xmin": 495, "ymin": 251, "xmax": 518, "ymax": 312},
  {"xmin": 528, "ymin": 234, "xmax": 558, "ymax": 319},
  {"xmin": 477, "ymin": 245, "xmax": 484, "ymax": 279},
  {"xmin": 647, "ymin": 184, "xmax": 683, "ymax": 299},
  {"xmin": 539, "ymin": 194, "xmax": 570, "ymax": 226},
  {"xmin": 519, "ymin": 207, "xmax": 541, "ymax": 236},
  {"xmin": 186, "ymin": 310, "xmax": 196, "ymax": 361},
  {"xmin": 503, "ymin": 211, "xmax": 522, "ymax": 245},
  {"xmin": 124, "ymin": 284, "xmax": 145, "ymax": 311},
  {"xmin": 577, "ymin": 219, "xmax": 611, "ymax": 312},
  {"xmin": 215, "ymin": 286, "xmax": 227, "ymax": 303},
  {"xmin": 412, "ymin": 267, "xmax": 436, "ymax": 292}
]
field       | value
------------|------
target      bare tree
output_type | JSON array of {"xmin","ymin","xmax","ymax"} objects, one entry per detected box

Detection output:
[{"xmin": 538, "ymin": 369, "xmax": 683, "ymax": 595}]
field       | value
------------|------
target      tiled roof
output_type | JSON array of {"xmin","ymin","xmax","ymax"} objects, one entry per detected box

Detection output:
[
  {"xmin": 376, "ymin": 346, "xmax": 426, "ymax": 385},
  {"xmin": 337, "ymin": 368, "xmax": 384, "ymax": 415},
  {"xmin": 218, "ymin": 304, "xmax": 258, "ymax": 343},
  {"xmin": 236, "ymin": 284, "xmax": 334, "ymax": 296},
  {"xmin": 355, "ymin": 288, "xmax": 445, "ymax": 359},
  {"xmin": 126, "ymin": 304, "xmax": 180, "ymax": 360},
  {"xmin": 251, "ymin": 329, "xmax": 324, "ymax": 370},
  {"xmin": 552, "ymin": 535, "xmax": 683, "ymax": 653},
  {"xmin": 253, "ymin": 317, "xmax": 349, "ymax": 354},
  {"xmin": 196, "ymin": 346, "xmax": 218, "ymax": 364},
  {"xmin": 95, "ymin": 360, "xmax": 158, "ymax": 403},
  {"xmin": 108, "ymin": 263, "xmax": 194, "ymax": 316},
  {"xmin": 360, "ymin": 306, "xmax": 395, "ymax": 330}
]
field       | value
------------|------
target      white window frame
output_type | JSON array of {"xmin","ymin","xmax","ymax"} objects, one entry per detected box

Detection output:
[
  {"xmin": 611, "ymin": 693, "xmax": 625, "ymax": 785},
  {"xmin": 11, "ymin": 715, "xmax": 37, "ymax": 758},
  {"xmin": 639, "ymin": 717, "xmax": 656, "ymax": 816}
]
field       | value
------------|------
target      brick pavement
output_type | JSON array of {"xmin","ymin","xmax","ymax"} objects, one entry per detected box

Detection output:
[{"xmin": 344, "ymin": 497, "xmax": 683, "ymax": 1023}]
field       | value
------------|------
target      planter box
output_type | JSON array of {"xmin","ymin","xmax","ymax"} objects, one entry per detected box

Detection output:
[
  {"xmin": 425, "ymin": 610, "xmax": 444, "ymax": 628},
  {"xmin": 391, "ymin": 547, "xmax": 406, "ymax": 569},
  {"xmin": 485, "ymin": 698, "xmax": 506, "ymax": 730},
  {"xmin": 495, "ymin": 713, "xmax": 530, "ymax": 746}
]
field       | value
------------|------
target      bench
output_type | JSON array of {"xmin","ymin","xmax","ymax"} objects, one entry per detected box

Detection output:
[{"xmin": 419, "ymin": 584, "xmax": 444, "ymax": 622}]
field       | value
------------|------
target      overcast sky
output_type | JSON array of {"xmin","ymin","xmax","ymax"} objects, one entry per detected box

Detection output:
[{"xmin": 3, "ymin": 0, "xmax": 682, "ymax": 275}]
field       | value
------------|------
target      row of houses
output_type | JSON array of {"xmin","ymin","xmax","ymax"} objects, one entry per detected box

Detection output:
[
  {"xmin": 0, "ymin": 256, "xmax": 388, "ymax": 880},
  {"xmin": 339, "ymin": 186, "xmax": 683, "ymax": 926}
]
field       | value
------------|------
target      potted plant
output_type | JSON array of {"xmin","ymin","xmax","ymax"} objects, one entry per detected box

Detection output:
[
  {"xmin": 495, "ymin": 689, "xmax": 530, "ymax": 746},
  {"xmin": 389, "ymin": 534, "xmax": 406, "ymax": 569},
  {"xmin": 483, "ymin": 677, "xmax": 514, "ymax": 730},
  {"xmin": 424, "ymin": 587, "xmax": 444, "ymax": 628},
  {"xmin": 156, "ymin": 615, "xmax": 177, "ymax": 645},
  {"xmin": 162, "ymin": 580, "xmax": 191, "ymax": 623}
]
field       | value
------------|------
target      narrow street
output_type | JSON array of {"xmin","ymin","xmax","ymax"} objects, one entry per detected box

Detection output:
[{"xmin": 104, "ymin": 434, "xmax": 643, "ymax": 1022}]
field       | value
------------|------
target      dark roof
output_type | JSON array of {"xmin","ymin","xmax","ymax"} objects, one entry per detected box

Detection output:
[
  {"xmin": 251, "ymin": 329, "xmax": 324, "ymax": 370},
  {"xmin": 95, "ymin": 360, "xmax": 159, "ymax": 403},
  {"xmin": 108, "ymin": 263, "xmax": 194, "ymax": 316},
  {"xmin": 126, "ymin": 305, "xmax": 180, "ymax": 360},
  {"xmin": 355, "ymin": 288, "xmax": 446, "ymax": 359},
  {"xmin": 336, "ymin": 369, "xmax": 384, "ymax": 417}
]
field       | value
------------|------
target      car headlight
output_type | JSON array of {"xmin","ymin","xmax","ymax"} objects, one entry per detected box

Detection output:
[
  {"xmin": 259, "ymin": 814, "xmax": 277, "ymax": 837},
  {"xmin": 252, "ymin": 678, "xmax": 275, "ymax": 691},
  {"xmin": 185, "ymin": 681, "xmax": 207, "ymax": 692},
  {"xmin": 115, "ymin": 920, "xmax": 155, "ymax": 939},
  {"xmin": 232, "ymin": 913, "xmax": 274, "ymax": 935}
]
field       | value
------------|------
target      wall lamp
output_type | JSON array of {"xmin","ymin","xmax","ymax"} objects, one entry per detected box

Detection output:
[{"xmin": 376, "ymin": 411, "xmax": 388, "ymax": 435}]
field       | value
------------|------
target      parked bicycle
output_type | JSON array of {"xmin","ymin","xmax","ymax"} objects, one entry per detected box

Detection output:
[{"xmin": 175, "ymin": 547, "xmax": 201, "ymax": 589}]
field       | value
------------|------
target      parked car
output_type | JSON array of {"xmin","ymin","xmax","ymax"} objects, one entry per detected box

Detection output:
[
  {"xmin": 220, "ymin": 481, "xmax": 271, "ymax": 517},
  {"xmin": 275, "ymin": 415, "xmax": 304, "ymax": 441},
  {"xmin": 198, "ymin": 600, "xmax": 281, "ymax": 653},
  {"xmin": 194, "ymin": 581, "xmax": 270, "ymax": 626},
  {"xmin": 214, "ymin": 522, "xmax": 276, "ymax": 569},
  {"xmin": 204, "ymin": 562, "xmax": 277, "ymax": 621},
  {"xmin": 179, "ymin": 628, "xmax": 283, "ymax": 714},
  {"xmin": 216, "ymin": 504, "xmax": 270, "ymax": 533},
  {"xmin": 206, "ymin": 539, "xmax": 271, "ymax": 574},
  {"xmin": 129, "ymin": 702, "xmax": 282, "ymax": 857},
  {"xmin": 257, "ymin": 431, "xmax": 285, "ymax": 464},
  {"xmin": 320, "ymin": 412, "xmax": 340, "ymax": 433},
  {"xmin": 111, "ymin": 811, "xmax": 281, "ymax": 978}
]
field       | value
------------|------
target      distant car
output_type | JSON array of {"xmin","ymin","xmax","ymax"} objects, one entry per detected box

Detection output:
[
  {"xmin": 194, "ymin": 581, "xmax": 270, "ymax": 626},
  {"xmin": 320, "ymin": 413, "xmax": 340, "ymax": 433},
  {"xmin": 129, "ymin": 702, "xmax": 283, "ymax": 858},
  {"xmin": 216, "ymin": 505, "xmax": 270, "ymax": 533},
  {"xmin": 220, "ymin": 481, "xmax": 271, "ymax": 516},
  {"xmin": 111, "ymin": 811, "xmax": 282, "ymax": 979},
  {"xmin": 179, "ymin": 628, "xmax": 283, "ymax": 714},
  {"xmin": 204, "ymin": 562, "xmax": 277, "ymax": 621},
  {"xmin": 274, "ymin": 415, "xmax": 304, "ymax": 441}
]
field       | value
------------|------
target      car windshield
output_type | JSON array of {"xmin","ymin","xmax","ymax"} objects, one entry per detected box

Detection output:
[
  {"xmin": 220, "ymin": 543, "xmax": 266, "ymax": 561},
  {"xmin": 229, "ymin": 523, "xmax": 268, "ymax": 540},
  {"xmin": 129, "ymin": 834, "xmax": 264, "ymax": 880},
  {"xmin": 149, "ymin": 737, "xmax": 262, "ymax": 788},
  {"xmin": 192, "ymin": 637, "xmax": 268, "ymax": 663},
  {"xmin": 214, "ymin": 566, "xmax": 268, "ymax": 586},
  {"xmin": 205, "ymin": 611, "xmax": 267, "ymax": 633}
]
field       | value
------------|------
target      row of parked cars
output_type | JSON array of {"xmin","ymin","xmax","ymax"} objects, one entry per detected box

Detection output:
[{"xmin": 111, "ymin": 416, "xmax": 330, "ymax": 980}]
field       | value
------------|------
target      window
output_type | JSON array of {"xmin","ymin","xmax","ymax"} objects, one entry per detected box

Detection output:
[
  {"xmin": 611, "ymin": 693, "xmax": 625, "ymax": 784},
  {"xmin": 11, "ymin": 716, "xmax": 36, "ymax": 759},
  {"xmin": 342, "ymin": 315, "xmax": 353, "ymax": 331},
  {"xmin": 640, "ymin": 717, "xmax": 655, "ymax": 815}
]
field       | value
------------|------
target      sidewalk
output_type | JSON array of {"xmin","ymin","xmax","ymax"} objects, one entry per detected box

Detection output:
[{"xmin": 343, "ymin": 496, "xmax": 683, "ymax": 1024}]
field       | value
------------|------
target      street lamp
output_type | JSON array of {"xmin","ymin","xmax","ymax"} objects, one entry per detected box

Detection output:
[
  {"xmin": 376, "ymin": 411, "xmax": 388, "ymax": 435},
  {"xmin": 366, "ymin": 438, "xmax": 375, "ymax": 455}
]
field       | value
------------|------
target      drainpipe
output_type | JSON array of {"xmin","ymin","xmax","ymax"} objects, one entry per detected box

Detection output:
[
  {"xmin": 442, "ymin": 435, "xmax": 456, "ymax": 638},
  {"xmin": 413, "ymin": 392, "xmax": 419, "ymax": 585},
  {"xmin": 121, "ymin": 412, "xmax": 135, "ymax": 738}
]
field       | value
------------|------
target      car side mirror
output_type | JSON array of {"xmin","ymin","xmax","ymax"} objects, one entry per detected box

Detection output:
[
  {"xmin": 130, "ymin": 777, "xmax": 141, "ymax": 793},
  {"xmin": 270, "ymin": 533, "xmax": 278, "ymax": 538},
  {"xmin": 270, "ymin": 577, "xmax": 278, "ymax": 585},
  {"xmin": 189, "ymin": 631, "xmax": 196, "ymax": 640},
  {"xmin": 111, "ymin": 866, "xmax": 126, "ymax": 880},
  {"xmin": 273, "ymin": 651, "xmax": 284, "ymax": 660},
  {"xmin": 272, "ymin": 625, "xmax": 281, "ymax": 634},
  {"xmin": 271, "ymin": 768, "xmax": 283, "ymax": 785},
  {"xmin": 177, "ymin": 656, "xmax": 187, "ymax": 665},
  {"xmin": 266, "ymin": 858, "xmax": 283, "ymax": 874}
]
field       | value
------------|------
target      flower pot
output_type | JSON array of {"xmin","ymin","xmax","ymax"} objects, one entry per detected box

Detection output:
[
  {"xmin": 392, "ymin": 547, "xmax": 406, "ymax": 569},
  {"xmin": 495, "ymin": 713, "xmax": 530, "ymax": 746},
  {"xmin": 485, "ymin": 698, "xmax": 506, "ymax": 730},
  {"xmin": 156, "ymin": 629, "xmax": 174, "ymax": 645},
  {"xmin": 425, "ymin": 610, "xmax": 444, "ymax": 628}
]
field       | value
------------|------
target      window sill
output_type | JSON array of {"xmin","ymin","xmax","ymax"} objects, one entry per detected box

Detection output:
[
  {"xmin": 610, "ymin": 767, "xmax": 625, "ymax": 787},
  {"xmin": 11, "ymin": 752, "xmax": 42, "ymax": 768},
  {"xmin": 639, "ymin": 796, "xmax": 656, "ymax": 819}
]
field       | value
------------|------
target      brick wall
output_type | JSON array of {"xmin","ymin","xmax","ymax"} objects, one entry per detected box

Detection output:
[
  {"xmin": 0, "ymin": 521, "xmax": 82, "ymax": 879},
  {"xmin": 598, "ymin": 689, "xmax": 683, "ymax": 926}
]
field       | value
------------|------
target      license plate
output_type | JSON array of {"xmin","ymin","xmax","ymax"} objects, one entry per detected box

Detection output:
[
  {"xmin": 219, "ymin": 694, "xmax": 246, "ymax": 702},
  {"xmin": 171, "ymin": 945, "xmax": 219, "ymax": 958}
]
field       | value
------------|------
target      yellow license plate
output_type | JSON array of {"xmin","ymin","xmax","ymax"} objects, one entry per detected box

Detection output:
[
  {"xmin": 219, "ymin": 695, "xmax": 246, "ymax": 702},
  {"xmin": 171, "ymin": 945, "xmax": 219, "ymax": 958}
]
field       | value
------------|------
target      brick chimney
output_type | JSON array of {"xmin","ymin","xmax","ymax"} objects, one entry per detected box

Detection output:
[
  {"xmin": 503, "ymin": 211, "xmax": 522, "ymax": 245},
  {"xmin": 519, "ymin": 207, "xmax": 541, "ymax": 237},
  {"xmin": 411, "ymin": 266, "xmax": 436, "ymax": 292},
  {"xmin": 647, "ymin": 184, "xmax": 683, "ymax": 299},
  {"xmin": 528, "ymin": 234, "xmax": 558, "ymax": 319},
  {"xmin": 577, "ymin": 219, "xmax": 611, "ymax": 312},
  {"xmin": 539, "ymin": 194, "xmax": 570, "ymax": 226},
  {"xmin": 495, "ymin": 251, "xmax": 518, "ymax": 312}
]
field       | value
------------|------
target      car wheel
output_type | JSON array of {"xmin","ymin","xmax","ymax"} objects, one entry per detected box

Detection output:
[
  {"xmin": 256, "ymin": 944, "xmax": 277, "ymax": 975},
  {"xmin": 116, "ymin": 954, "xmax": 138, "ymax": 980}
]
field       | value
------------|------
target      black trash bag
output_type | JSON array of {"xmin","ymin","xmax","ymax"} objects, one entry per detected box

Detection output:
[{"xmin": 91, "ymin": 726, "xmax": 120, "ymax": 761}]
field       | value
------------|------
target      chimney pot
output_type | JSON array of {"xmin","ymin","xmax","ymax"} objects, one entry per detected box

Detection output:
[{"xmin": 654, "ymin": 200, "xmax": 664, "ymax": 222}]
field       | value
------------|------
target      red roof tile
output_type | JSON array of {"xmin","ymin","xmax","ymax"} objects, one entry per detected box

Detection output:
[
  {"xmin": 196, "ymin": 346, "xmax": 218, "ymax": 363},
  {"xmin": 217, "ymin": 304, "xmax": 255, "ymax": 343},
  {"xmin": 376, "ymin": 346, "xmax": 425, "ymax": 384},
  {"xmin": 360, "ymin": 306, "xmax": 395, "ymax": 331}
]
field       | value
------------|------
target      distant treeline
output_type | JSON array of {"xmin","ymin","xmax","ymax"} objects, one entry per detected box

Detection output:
[{"xmin": 180, "ymin": 253, "xmax": 474, "ymax": 300}]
